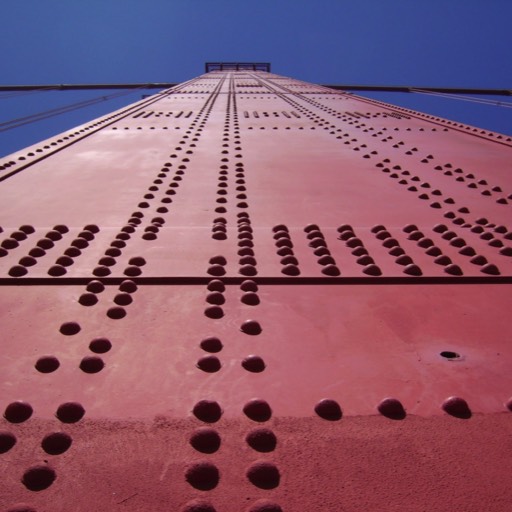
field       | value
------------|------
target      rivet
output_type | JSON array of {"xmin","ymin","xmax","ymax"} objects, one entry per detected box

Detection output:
[
  {"xmin": 0, "ymin": 431, "xmax": 16, "ymax": 453},
  {"xmin": 339, "ymin": 231, "xmax": 355, "ymax": 241},
  {"xmin": 181, "ymin": 499, "xmax": 216, "ymax": 512},
  {"xmin": 240, "ymin": 280, "xmax": 258, "ymax": 292},
  {"xmin": 243, "ymin": 399, "xmax": 272, "ymax": 422},
  {"xmin": 281, "ymin": 264, "xmax": 300, "ymax": 276},
  {"xmin": 337, "ymin": 224, "xmax": 353, "ymax": 233},
  {"xmin": 89, "ymin": 338, "xmax": 111, "ymax": 353},
  {"xmin": 444, "ymin": 264, "xmax": 463, "ymax": 276},
  {"xmin": 207, "ymin": 264, "xmax": 225, "ymax": 276},
  {"xmin": 79, "ymin": 356, "xmax": 104, "ymax": 373},
  {"xmin": 113, "ymin": 293, "xmax": 133, "ymax": 306},
  {"xmin": 376, "ymin": 230, "xmax": 391, "ymax": 240},
  {"xmin": 189, "ymin": 427, "xmax": 221, "ymax": 453},
  {"xmin": 41, "ymin": 432, "xmax": 72, "ymax": 455},
  {"xmin": 245, "ymin": 428, "xmax": 277, "ymax": 453},
  {"xmin": 193, "ymin": 400, "xmax": 222, "ymax": 423},
  {"xmin": 246, "ymin": 461, "xmax": 280, "ymax": 489},
  {"xmin": 119, "ymin": 280, "xmax": 137, "ymax": 293},
  {"xmin": 403, "ymin": 224, "xmax": 418, "ymax": 233},
  {"xmin": 59, "ymin": 322, "xmax": 80, "ymax": 335},
  {"xmin": 450, "ymin": 237, "xmax": 466, "ymax": 248},
  {"xmin": 4, "ymin": 401, "xmax": 33, "ymax": 423},
  {"xmin": 459, "ymin": 246, "xmax": 476, "ymax": 256},
  {"xmin": 56, "ymin": 402, "xmax": 85, "ymax": 423},
  {"xmin": 241, "ymin": 292, "xmax": 260, "ymax": 305},
  {"xmin": 275, "ymin": 238, "xmax": 292, "ymax": 248},
  {"xmin": 200, "ymin": 337, "xmax": 223, "ymax": 353},
  {"xmin": 351, "ymin": 246, "xmax": 367, "ymax": 257},
  {"xmin": 480, "ymin": 263, "xmax": 500, "ymax": 275},
  {"xmin": 242, "ymin": 355, "xmax": 265, "ymax": 373},
  {"xmin": 185, "ymin": 462, "xmax": 220, "ymax": 490},
  {"xmin": 22, "ymin": 465, "xmax": 56, "ymax": 491},
  {"xmin": 417, "ymin": 237, "xmax": 434, "ymax": 248},
  {"xmin": 499, "ymin": 247, "xmax": 512, "ymax": 257},
  {"xmin": 107, "ymin": 307, "xmax": 126, "ymax": 319},
  {"xmin": 383, "ymin": 238, "xmax": 399, "ymax": 248},
  {"xmin": 314, "ymin": 399, "xmax": 342, "ymax": 420},
  {"xmin": 240, "ymin": 264, "xmax": 257, "ymax": 276},
  {"xmin": 322, "ymin": 264, "xmax": 340, "ymax": 276},
  {"xmin": 197, "ymin": 355, "xmax": 221, "ymax": 372},
  {"xmin": 275, "ymin": 247, "xmax": 293, "ymax": 257},
  {"xmin": 434, "ymin": 255, "xmax": 452, "ymax": 265},
  {"xmin": 442, "ymin": 396, "xmax": 471, "ymax": 418},
  {"xmin": 377, "ymin": 398, "xmax": 406, "ymax": 419},
  {"xmin": 8, "ymin": 265, "xmax": 28, "ymax": 277},
  {"xmin": 362, "ymin": 264, "xmax": 382, "ymax": 276},
  {"xmin": 403, "ymin": 264, "xmax": 422, "ymax": 276},
  {"xmin": 29, "ymin": 247, "xmax": 46, "ymax": 258},
  {"xmin": 93, "ymin": 265, "xmax": 110, "ymax": 277},
  {"xmin": 273, "ymin": 230, "xmax": 289, "ymax": 240},
  {"xmin": 204, "ymin": 306, "xmax": 224, "ymax": 319},
  {"xmin": 425, "ymin": 246, "xmax": 442, "ymax": 257}
]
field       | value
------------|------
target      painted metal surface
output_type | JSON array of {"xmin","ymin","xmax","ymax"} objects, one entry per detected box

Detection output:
[{"xmin": 0, "ymin": 69, "xmax": 511, "ymax": 512}]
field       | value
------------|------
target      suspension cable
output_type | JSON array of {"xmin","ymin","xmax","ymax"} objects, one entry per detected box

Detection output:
[{"xmin": 410, "ymin": 88, "xmax": 512, "ymax": 109}]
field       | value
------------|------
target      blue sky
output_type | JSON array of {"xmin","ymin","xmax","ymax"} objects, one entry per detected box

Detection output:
[{"xmin": 1, "ymin": 0, "xmax": 511, "ymax": 157}]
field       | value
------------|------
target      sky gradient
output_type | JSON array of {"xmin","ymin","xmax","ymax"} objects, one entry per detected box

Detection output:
[{"xmin": 1, "ymin": 0, "xmax": 511, "ymax": 157}]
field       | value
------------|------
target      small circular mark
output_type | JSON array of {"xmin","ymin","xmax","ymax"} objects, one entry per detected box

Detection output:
[
  {"xmin": 440, "ymin": 351, "xmax": 460, "ymax": 359},
  {"xmin": 181, "ymin": 499, "xmax": 216, "ymax": 512}
]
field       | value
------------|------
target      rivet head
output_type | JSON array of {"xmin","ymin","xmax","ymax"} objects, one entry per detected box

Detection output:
[
  {"xmin": 207, "ymin": 264, "xmax": 225, "ymax": 276},
  {"xmin": 59, "ymin": 322, "xmax": 80, "ymax": 335},
  {"xmin": 242, "ymin": 355, "xmax": 266, "ymax": 373},
  {"xmin": 246, "ymin": 461, "xmax": 280, "ymax": 489},
  {"xmin": 245, "ymin": 428, "xmax": 277, "ymax": 452},
  {"xmin": 241, "ymin": 280, "xmax": 258, "ymax": 292},
  {"xmin": 246, "ymin": 500, "xmax": 282, "ymax": 512},
  {"xmin": 209, "ymin": 255, "xmax": 227, "ymax": 266},
  {"xmin": 314, "ymin": 399, "xmax": 342, "ymax": 420},
  {"xmin": 241, "ymin": 320, "xmax": 262, "ymax": 335},
  {"xmin": 4, "ymin": 401, "xmax": 33, "ymax": 423},
  {"xmin": 107, "ymin": 307, "xmax": 126, "ymax": 319},
  {"xmin": 206, "ymin": 292, "xmax": 225, "ymax": 305},
  {"xmin": 243, "ymin": 399, "xmax": 272, "ymax": 422},
  {"xmin": 35, "ymin": 355, "xmax": 60, "ymax": 373},
  {"xmin": 41, "ymin": 432, "xmax": 72, "ymax": 455},
  {"xmin": 180, "ymin": 499, "xmax": 216, "ymax": 512},
  {"xmin": 185, "ymin": 462, "xmax": 220, "ymax": 490},
  {"xmin": 241, "ymin": 292, "xmax": 260, "ymax": 305},
  {"xmin": 79, "ymin": 356, "xmax": 104, "ymax": 373},
  {"xmin": 362, "ymin": 264, "xmax": 382, "ymax": 276},
  {"xmin": 281, "ymin": 264, "xmax": 300, "ymax": 276},
  {"xmin": 119, "ymin": 280, "xmax": 137, "ymax": 293},
  {"xmin": 377, "ymin": 398, "xmax": 406, "ymax": 419},
  {"xmin": 56, "ymin": 402, "xmax": 85, "ymax": 423},
  {"xmin": 78, "ymin": 293, "xmax": 98, "ymax": 306},
  {"xmin": 8, "ymin": 265, "xmax": 28, "ymax": 277},
  {"xmin": 403, "ymin": 264, "xmax": 422, "ymax": 276},
  {"xmin": 197, "ymin": 355, "xmax": 221, "ymax": 373},
  {"xmin": 22, "ymin": 465, "xmax": 56, "ymax": 491},
  {"xmin": 189, "ymin": 427, "xmax": 221, "ymax": 453},
  {"xmin": 240, "ymin": 264, "xmax": 257, "ymax": 276},
  {"xmin": 321, "ymin": 264, "xmax": 340, "ymax": 276},
  {"xmin": 200, "ymin": 337, "xmax": 223, "ymax": 353},
  {"xmin": 193, "ymin": 400, "xmax": 222, "ymax": 423},
  {"xmin": 0, "ymin": 431, "xmax": 17, "ymax": 453},
  {"xmin": 204, "ymin": 306, "xmax": 224, "ymax": 319},
  {"xmin": 444, "ymin": 264, "xmax": 463, "ymax": 276},
  {"xmin": 480, "ymin": 263, "xmax": 500, "ymax": 275},
  {"xmin": 442, "ymin": 396, "xmax": 471, "ymax": 418}
]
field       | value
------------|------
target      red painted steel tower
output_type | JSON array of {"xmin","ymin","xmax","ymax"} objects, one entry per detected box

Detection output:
[{"xmin": 1, "ymin": 65, "xmax": 511, "ymax": 511}]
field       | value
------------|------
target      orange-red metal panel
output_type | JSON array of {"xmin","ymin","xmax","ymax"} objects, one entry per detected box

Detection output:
[{"xmin": 1, "ymin": 70, "xmax": 511, "ymax": 512}]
